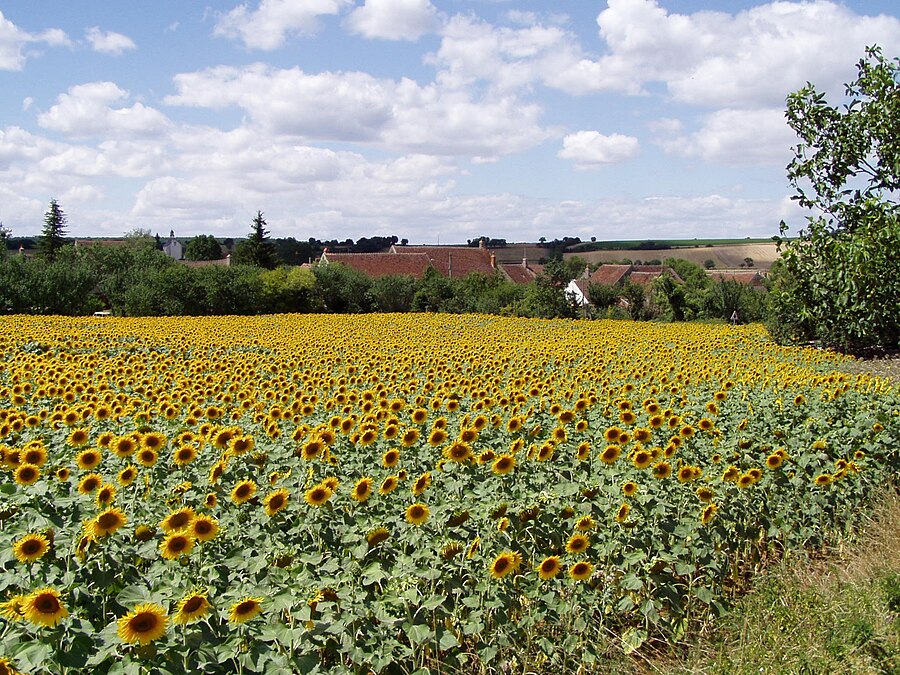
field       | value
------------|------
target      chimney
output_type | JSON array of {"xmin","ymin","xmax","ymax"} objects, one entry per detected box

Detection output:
[
  {"xmin": 490, "ymin": 252, "xmax": 496, "ymax": 269},
  {"xmin": 448, "ymin": 252, "xmax": 452, "ymax": 278},
  {"xmin": 478, "ymin": 238, "xmax": 485, "ymax": 249}
]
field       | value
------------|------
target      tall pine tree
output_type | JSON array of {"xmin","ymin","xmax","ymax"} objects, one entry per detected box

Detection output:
[
  {"xmin": 233, "ymin": 210, "xmax": 277, "ymax": 269},
  {"xmin": 41, "ymin": 199, "xmax": 68, "ymax": 260}
]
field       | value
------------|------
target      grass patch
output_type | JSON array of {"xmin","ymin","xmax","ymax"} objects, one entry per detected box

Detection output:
[{"xmin": 654, "ymin": 489, "xmax": 900, "ymax": 675}]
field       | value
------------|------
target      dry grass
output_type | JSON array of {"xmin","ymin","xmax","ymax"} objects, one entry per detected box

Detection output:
[{"xmin": 654, "ymin": 490, "xmax": 900, "ymax": 675}]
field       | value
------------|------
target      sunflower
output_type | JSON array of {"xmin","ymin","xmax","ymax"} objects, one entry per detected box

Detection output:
[
  {"xmin": 95, "ymin": 483, "xmax": 116, "ymax": 506},
  {"xmin": 117, "ymin": 603, "xmax": 168, "ymax": 644},
  {"xmin": 75, "ymin": 448, "xmax": 101, "ymax": 471},
  {"xmin": 56, "ymin": 467, "xmax": 70, "ymax": 482},
  {"xmin": 604, "ymin": 426, "xmax": 622, "ymax": 443},
  {"xmin": 600, "ymin": 445, "xmax": 621, "ymax": 465},
  {"xmin": 537, "ymin": 555, "xmax": 563, "ymax": 580},
  {"xmin": 568, "ymin": 561, "xmax": 593, "ymax": 582},
  {"xmin": 173, "ymin": 592, "xmax": 211, "ymax": 625},
  {"xmin": 230, "ymin": 480, "xmax": 257, "ymax": 505},
  {"xmin": 405, "ymin": 503, "xmax": 430, "ymax": 526},
  {"xmin": 615, "ymin": 502, "xmax": 631, "ymax": 523},
  {"xmin": 382, "ymin": 448, "xmax": 401, "ymax": 468},
  {"xmin": 814, "ymin": 473, "xmax": 833, "ymax": 486},
  {"xmin": 228, "ymin": 597, "xmax": 263, "ymax": 624},
  {"xmin": 160, "ymin": 507, "xmax": 196, "ymax": 533},
  {"xmin": 491, "ymin": 454, "xmax": 515, "ymax": 475},
  {"xmin": 565, "ymin": 533, "xmax": 590, "ymax": 554},
  {"xmin": 92, "ymin": 507, "xmax": 127, "ymax": 538},
  {"xmin": 14, "ymin": 464, "xmax": 40, "ymax": 486},
  {"xmin": 737, "ymin": 473, "xmax": 754, "ymax": 489},
  {"xmin": 366, "ymin": 527, "xmax": 390, "ymax": 547},
  {"xmin": 677, "ymin": 466, "xmax": 697, "ymax": 482},
  {"xmin": 632, "ymin": 449, "xmax": 653, "ymax": 469},
  {"xmin": 159, "ymin": 532, "xmax": 195, "ymax": 560},
  {"xmin": 263, "ymin": 488, "xmax": 290, "ymax": 515},
  {"xmin": 747, "ymin": 468, "xmax": 762, "ymax": 483},
  {"xmin": 536, "ymin": 444, "xmax": 555, "ymax": 462},
  {"xmin": 441, "ymin": 542, "xmax": 463, "ymax": 560},
  {"xmin": 410, "ymin": 408, "xmax": 428, "ymax": 425},
  {"xmin": 113, "ymin": 436, "xmax": 136, "ymax": 457},
  {"xmin": 379, "ymin": 475, "xmax": 399, "ymax": 495},
  {"xmin": 428, "ymin": 428, "xmax": 448, "ymax": 446},
  {"xmin": 13, "ymin": 533, "xmax": 50, "ymax": 564},
  {"xmin": 173, "ymin": 445, "xmax": 198, "ymax": 467},
  {"xmin": 301, "ymin": 439, "xmax": 323, "ymax": 461},
  {"xmin": 136, "ymin": 448, "xmax": 158, "ymax": 467},
  {"xmin": 620, "ymin": 481, "xmax": 638, "ymax": 498},
  {"xmin": 191, "ymin": 515, "xmax": 219, "ymax": 541},
  {"xmin": 575, "ymin": 515, "xmax": 595, "ymax": 531},
  {"xmin": 488, "ymin": 551, "xmax": 523, "ymax": 579},
  {"xmin": 766, "ymin": 453, "xmax": 783, "ymax": 469},
  {"xmin": 0, "ymin": 594, "xmax": 27, "ymax": 621},
  {"xmin": 443, "ymin": 441, "xmax": 472, "ymax": 463},
  {"xmin": 400, "ymin": 428, "xmax": 420, "ymax": 447},
  {"xmin": 74, "ymin": 474, "xmax": 100, "ymax": 495},
  {"xmin": 117, "ymin": 465, "xmax": 138, "ymax": 486},
  {"xmin": 304, "ymin": 483, "xmax": 333, "ymax": 507},
  {"xmin": 141, "ymin": 432, "xmax": 167, "ymax": 452},
  {"xmin": 21, "ymin": 445, "xmax": 47, "ymax": 466},
  {"xmin": 722, "ymin": 465, "xmax": 740, "ymax": 482},
  {"xmin": 66, "ymin": 428, "xmax": 90, "ymax": 447},
  {"xmin": 411, "ymin": 472, "xmax": 431, "ymax": 496},
  {"xmin": 575, "ymin": 441, "xmax": 591, "ymax": 461},
  {"xmin": 696, "ymin": 486, "xmax": 715, "ymax": 503},
  {"xmin": 700, "ymin": 503, "xmax": 718, "ymax": 525},
  {"xmin": 350, "ymin": 478, "xmax": 373, "ymax": 503},
  {"xmin": 20, "ymin": 587, "xmax": 68, "ymax": 629}
]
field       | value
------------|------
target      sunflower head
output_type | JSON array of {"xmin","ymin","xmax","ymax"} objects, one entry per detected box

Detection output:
[
  {"xmin": 228, "ymin": 597, "xmax": 263, "ymax": 624},
  {"xmin": 537, "ymin": 555, "xmax": 562, "ymax": 580},
  {"xmin": 13, "ymin": 533, "xmax": 50, "ymax": 564},
  {"xmin": 23, "ymin": 587, "xmax": 68, "ymax": 627},
  {"xmin": 118, "ymin": 603, "xmax": 168, "ymax": 644}
]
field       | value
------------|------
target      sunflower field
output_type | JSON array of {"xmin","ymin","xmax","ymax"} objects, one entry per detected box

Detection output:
[{"xmin": 0, "ymin": 314, "xmax": 898, "ymax": 674}]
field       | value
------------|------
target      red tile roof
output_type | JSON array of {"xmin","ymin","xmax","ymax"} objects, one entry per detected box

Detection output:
[
  {"xmin": 589, "ymin": 264, "xmax": 632, "ymax": 286},
  {"xmin": 322, "ymin": 251, "xmax": 432, "ymax": 279},
  {"xmin": 501, "ymin": 262, "xmax": 542, "ymax": 284},
  {"xmin": 392, "ymin": 246, "xmax": 497, "ymax": 278}
]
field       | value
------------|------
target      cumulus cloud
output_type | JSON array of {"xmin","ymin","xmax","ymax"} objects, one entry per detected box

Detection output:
[
  {"xmin": 586, "ymin": 0, "xmax": 900, "ymax": 106},
  {"xmin": 85, "ymin": 27, "xmax": 137, "ymax": 54},
  {"xmin": 558, "ymin": 131, "xmax": 640, "ymax": 169},
  {"xmin": 214, "ymin": 0, "xmax": 351, "ymax": 50},
  {"xmin": 38, "ymin": 82, "xmax": 172, "ymax": 139},
  {"xmin": 166, "ymin": 64, "xmax": 552, "ymax": 158},
  {"xmin": 658, "ymin": 108, "xmax": 796, "ymax": 166},
  {"xmin": 0, "ymin": 10, "xmax": 69, "ymax": 70},
  {"xmin": 345, "ymin": 0, "xmax": 439, "ymax": 41}
]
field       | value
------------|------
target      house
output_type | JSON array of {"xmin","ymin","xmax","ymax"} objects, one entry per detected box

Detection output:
[
  {"xmin": 389, "ymin": 243, "xmax": 499, "ymax": 278},
  {"xmin": 567, "ymin": 264, "xmax": 682, "ymax": 307},
  {"xmin": 319, "ymin": 250, "xmax": 433, "ymax": 279},
  {"xmin": 707, "ymin": 270, "xmax": 767, "ymax": 289},
  {"xmin": 500, "ymin": 252, "xmax": 543, "ymax": 285},
  {"xmin": 162, "ymin": 231, "xmax": 183, "ymax": 260}
]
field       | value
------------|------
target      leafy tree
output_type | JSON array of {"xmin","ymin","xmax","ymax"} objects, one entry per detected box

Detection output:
[
  {"xmin": 233, "ymin": 211, "xmax": 277, "ymax": 269},
  {"xmin": 0, "ymin": 222, "xmax": 10, "ymax": 250},
  {"xmin": 312, "ymin": 262, "xmax": 373, "ymax": 313},
  {"xmin": 185, "ymin": 235, "xmax": 224, "ymax": 261},
  {"xmin": 771, "ymin": 46, "xmax": 900, "ymax": 350},
  {"xmin": 272, "ymin": 237, "xmax": 313, "ymax": 266},
  {"xmin": 40, "ymin": 199, "xmax": 68, "ymax": 260},
  {"xmin": 367, "ymin": 275, "xmax": 418, "ymax": 313},
  {"xmin": 258, "ymin": 267, "xmax": 319, "ymax": 313}
]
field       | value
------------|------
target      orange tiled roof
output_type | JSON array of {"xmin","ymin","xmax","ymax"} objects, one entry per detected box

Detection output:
[
  {"xmin": 392, "ymin": 245, "xmax": 497, "ymax": 278},
  {"xmin": 323, "ymin": 252, "xmax": 432, "ymax": 279}
]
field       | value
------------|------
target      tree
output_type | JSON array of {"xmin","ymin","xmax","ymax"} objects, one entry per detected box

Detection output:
[
  {"xmin": 185, "ymin": 235, "xmax": 223, "ymax": 261},
  {"xmin": 233, "ymin": 211, "xmax": 277, "ymax": 269},
  {"xmin": 0, "ymin": 222, "xmax": 10, "ymax": 247},
  {"xmin": 770, "ymin": 46, "xmax": 900, "ymax": 350},
  {"xmin": 40, "ymin": 199, "xmax": 68, "ymax": 260}
]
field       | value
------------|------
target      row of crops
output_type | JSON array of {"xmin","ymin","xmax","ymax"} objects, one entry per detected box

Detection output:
[{"xmin": 1, "ymin": 314, "xmax": 898, "ymax": 674}]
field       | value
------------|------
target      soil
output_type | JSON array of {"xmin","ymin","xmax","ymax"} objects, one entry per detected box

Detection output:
[{"xmin": 840, "ymin": 351, "xmax": 900, "ymax": 382}]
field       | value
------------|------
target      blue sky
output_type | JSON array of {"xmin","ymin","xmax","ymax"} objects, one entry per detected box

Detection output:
[{"xmin": 1, "ymin": 1, "xmax": 898, "ymax": 243}]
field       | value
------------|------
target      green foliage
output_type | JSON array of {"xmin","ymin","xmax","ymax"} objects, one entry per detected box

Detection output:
[
  {"xmin": 185, "ymin": 235, "xmax": 223, "ymax": 261},
  {"xmin": 258, "ymin": 267, "xmax": 319, "ymax": 313},
  {"xmin": 312, "ymin": 262, "xmax": 373, "ymax": 313},
  {"xmin": 40, "ymin": 199, "xmax": 68, "ymax": 261},
  {"xmin": 367, "ymin": 274, "xmax": 418, "ymax": 313},
  {"xmin": 772, "ymin": 46, "xmax": 900, "ymax": 350},
  {"xmin": 232, "ymin": 211, "xmax": 277, "ymax": 270}
]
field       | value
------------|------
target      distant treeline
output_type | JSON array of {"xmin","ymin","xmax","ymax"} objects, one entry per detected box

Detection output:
[{"xmin": 0, "ymin": 239, "xmax": 769, "ymax": 323}]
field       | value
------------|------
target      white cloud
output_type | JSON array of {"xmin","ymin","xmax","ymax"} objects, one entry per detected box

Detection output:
[
  {"xmin": 166, "ymin": 64, "xmax": 553, "ymax": 158},
  {"xmin": 428, "ymin": 14, "xmax": 592, "ymax": 94},
  {"xmin": 588, "ymin": 0, "xmax": 900, "ymax": 106},
  {"xmin": 658, "ymin": 108, "xmax": 795, "ymax": 166},
  {"xmin": 85, "ymin": 27, "xmax": 137, "ymax": 54},
  {"xmin": 214, "ymin": 0, "xmax": 351, "ymax": 50},
  {"xmin": 558, "ymin": 131, "xmax": 639, "ymax": 169},
  {"xmin": 0, "ymin": 10, "xmax": 69, "ymax": 70},
  {"xmin": 345, "ymin": 0, "xmax": 439, "ymax": 41},
  {"xmin": 38, "ymin": 82, "xmax": 171, "ymax": 139}
]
